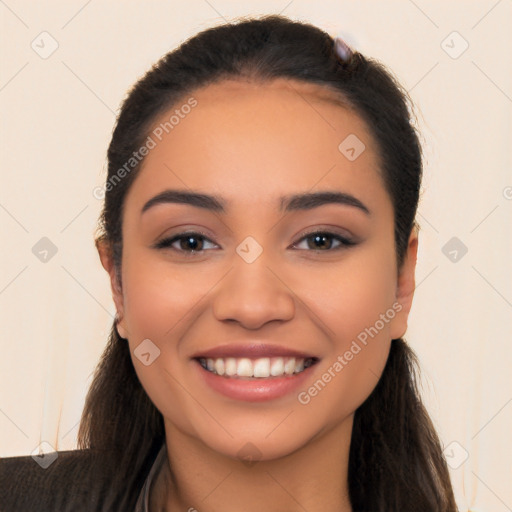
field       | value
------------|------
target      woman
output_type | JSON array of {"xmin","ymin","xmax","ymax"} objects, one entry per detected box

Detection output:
[{"xmin": 0, "ymin": 14, "xmax": 459, "ymax": 512}]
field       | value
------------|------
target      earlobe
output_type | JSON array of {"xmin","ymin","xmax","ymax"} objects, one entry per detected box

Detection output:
[
  {"xmin": 389, "ymin": 228, "xmax": 419, "ymax": 339},
  {"xmin": 114, "ymin": 313, "xmax": 128, "ymax": 340},
  {"xmin": 96, "ymin": 237, "xmax": 128, "ymax": 339}
]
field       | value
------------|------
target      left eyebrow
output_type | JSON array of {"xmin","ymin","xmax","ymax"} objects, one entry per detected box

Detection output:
[
  {"xmin": 280, "ymin": 191, "xmax": 371, "ymax": 215},
  {"xmin": 140, "ymin": 189, "xmax": 371, "ymax": 216}
]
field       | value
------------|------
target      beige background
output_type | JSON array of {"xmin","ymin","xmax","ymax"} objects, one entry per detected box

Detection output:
[{"xmin": 1, "ymin": 1, "xmax": 511, "ymax": 511}]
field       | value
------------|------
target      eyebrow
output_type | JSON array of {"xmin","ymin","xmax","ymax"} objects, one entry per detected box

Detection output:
[{"xmin": 141, "ymin": 189, "xmax": 371, "ymax": 216}]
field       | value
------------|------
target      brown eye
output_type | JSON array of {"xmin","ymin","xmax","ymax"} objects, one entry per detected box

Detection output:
[
  {"xmin": 293, "ymin": 231, "xmax": 356, "ymax": 251},
  {"xmin": 154, "ymin": 232, "xmax": 217, "ymax": 253}
]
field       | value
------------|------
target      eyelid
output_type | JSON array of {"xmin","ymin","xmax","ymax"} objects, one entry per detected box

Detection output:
[
  {"xmin": 291, "ymin": 227, "xmax": 355, "ymax": 245},
  {"xmin": 152, "ymin": 230, "xmax": 217, "ymax": 251},
  {"xmin": 290, "ymin": 229, "xmax": 356, "ymax": 251}
]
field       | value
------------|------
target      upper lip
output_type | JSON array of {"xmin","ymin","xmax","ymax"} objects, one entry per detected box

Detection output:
[{"xmin": 191, "ymin": 343, "xmax": 319, "ymax": 360}]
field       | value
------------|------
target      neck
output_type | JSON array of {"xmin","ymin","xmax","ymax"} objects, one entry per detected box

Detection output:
[{"xmin": 150, "ymin": 415, "xmax": 355, "ymax": 512}]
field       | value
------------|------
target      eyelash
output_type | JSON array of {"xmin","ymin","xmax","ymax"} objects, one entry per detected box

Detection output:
[{"xmin": 153, "ymin": 230, "xmax": 357, "ymax": 256}]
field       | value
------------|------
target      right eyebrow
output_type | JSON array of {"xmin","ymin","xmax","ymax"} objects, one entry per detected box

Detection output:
[{"xmin": 141, "ymin": 190, "xmax": 226, "ymax": 215}]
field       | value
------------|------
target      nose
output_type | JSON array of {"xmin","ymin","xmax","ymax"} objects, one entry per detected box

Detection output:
[{"xmin": 212, "ymin": 252, "xmax": 295, "ymax": 330}]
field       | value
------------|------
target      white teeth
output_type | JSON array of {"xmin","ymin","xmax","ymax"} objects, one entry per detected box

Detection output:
[
  {"xmin": 284, "ymin": 357, "xmax": 296, "ymax": 375},
  {"xmin": 225, "ymin": 357, "xmax": 237, "ymax": 376},
  {"xmin": 236, "ymin": 358, "xmax": 253, "ymax": 377},
  {"xmin": 214, "ymin": 358, "xmax": 225, "ymax": 376},
  {"xmin": 253, "ymin": 358, "xmax": 270, "ymax": 377},
  {"xmin": 199, "ymin": 356, "xmax": 314, "ymax": 378},
  {"xmin": 270, "ymin": 357, "xmax": 284, "ymax": 376}
]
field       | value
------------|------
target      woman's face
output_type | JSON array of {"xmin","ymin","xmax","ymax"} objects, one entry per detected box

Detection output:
[{"xmin": 102, "ymin": 78, "xmax": 417, "ymax": 461}]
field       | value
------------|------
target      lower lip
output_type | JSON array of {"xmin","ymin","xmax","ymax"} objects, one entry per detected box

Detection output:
[{"xmin": 193, "ymin": 359, "xmax": 318, "ymax": 402}]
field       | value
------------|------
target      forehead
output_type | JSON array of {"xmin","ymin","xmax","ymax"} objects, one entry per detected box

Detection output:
[{"xmin": 126, "ymin": 78, "xmax": 388, "ymax": 214}]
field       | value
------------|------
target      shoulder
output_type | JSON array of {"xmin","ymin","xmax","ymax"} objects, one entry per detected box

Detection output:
[{"xmin": 0, "ymin": 448, "xmax": 116, "ymax": 512}]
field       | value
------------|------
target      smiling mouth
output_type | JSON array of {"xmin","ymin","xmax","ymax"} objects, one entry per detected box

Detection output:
[{"xmin": 196, "ymin": 356, "xmax": 319, "ymax": 379}]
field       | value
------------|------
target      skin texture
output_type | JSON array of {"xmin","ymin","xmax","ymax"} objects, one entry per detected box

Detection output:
[{"xmin": 98, "ymin": 78, "xmax": 418, "ymax": 512}]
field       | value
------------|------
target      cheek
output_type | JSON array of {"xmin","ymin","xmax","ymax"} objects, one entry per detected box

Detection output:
[
  {"xmin": 120, "ymin": 255, "xmax": 198, "ymax": 391},
  {"xmin": 293, "ymin": 242, "xmax": 397, "ymax": 347},
  {"xmin": 292, "ymin": 246, "xmax": 397, "ymax": 418},
  {"xmin": 334, "ymin": 262, "xmax": 397, "ymax": 341},
  {"xmin": 121, "ymin": 254, "xmax": 206, "ymax": 342},
  {"xmin": 120, "ymin": 255, "xmax": 209, "ymax": 430}
]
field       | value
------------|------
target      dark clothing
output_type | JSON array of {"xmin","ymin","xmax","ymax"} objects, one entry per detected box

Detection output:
[{"xmin": 0, "ymin": 442, "xmax": 166, "ymax": 512}]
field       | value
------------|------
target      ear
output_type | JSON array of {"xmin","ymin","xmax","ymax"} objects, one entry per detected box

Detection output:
[
  {"xmin": 389, "ymin": 227, "xmax": 419, "ymax": 340},
  {"xmin": 96, "ymin": 237, "xmax": 128, "ymax": 339}
]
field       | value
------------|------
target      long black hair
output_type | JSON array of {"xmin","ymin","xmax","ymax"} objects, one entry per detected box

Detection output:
[{"xmin": 78, "ymin": 14, "xmax": 458, "ymax": 511}]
